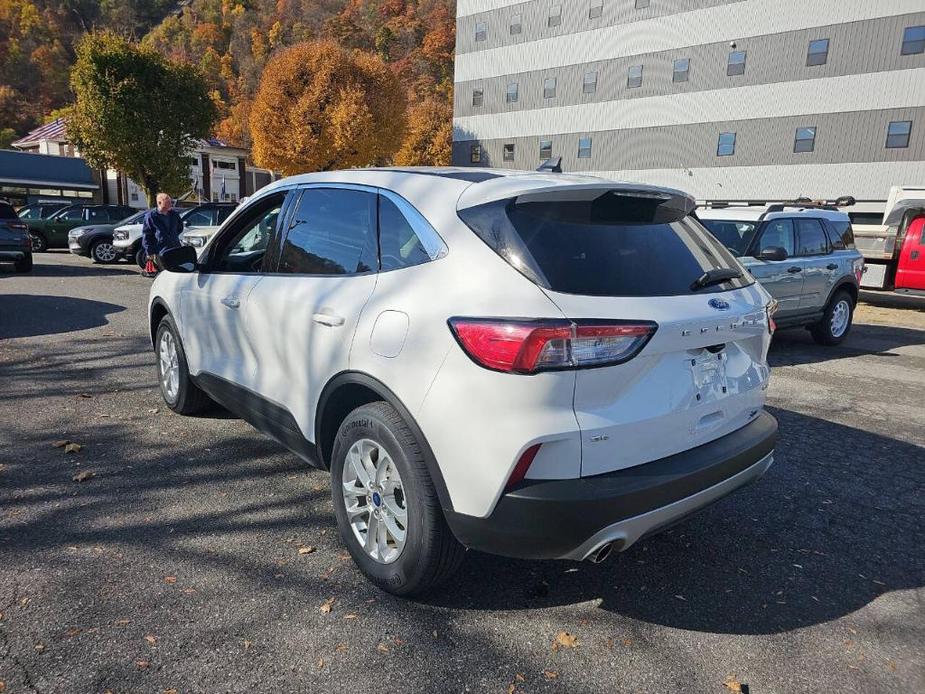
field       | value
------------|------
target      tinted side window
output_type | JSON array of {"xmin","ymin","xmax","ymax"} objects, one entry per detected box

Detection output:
[
  {"xmin": 757, "ymin": 219, "xmax": 795, "ymax": 256},
  {"xmin": 827, "ymin": 220, "xmax": 855, "ymax": 250},
  {"xmin": 279, "ymin": 188, "xmax": 377, "ymax": 275},
  {"xmin": 796, "ymin": 218, "xmax": 829, "ymax": 256},
  {"xmin": 59, "ymin": 208, "xmax": 84, "ymax": 221},
  {"xmin": 378, "ymin": 196, "xmax": 431, "ymax": 271},
  {"xmin": 184, "ymin": 210, "xmax": 214, "ymax": 226},
  {"xmin": 87, "ymin": 208, "xmax": 110, "ymax": 221}
]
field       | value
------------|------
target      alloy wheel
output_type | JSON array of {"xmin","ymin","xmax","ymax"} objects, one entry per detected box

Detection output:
[
  {"xmin": 158, "ymin": 331, "xmax": 180, "ymax": 402},
  {"xmin": 341, "ymin": 438, "xmax": 408, "ymax": 564},
  {"xmin": 830, "ymin": 299, "xmax": 850, "ymax": 338},
  {"xmin": 93, "ymin": 242, "xmax": 118, "ymax": 263}
]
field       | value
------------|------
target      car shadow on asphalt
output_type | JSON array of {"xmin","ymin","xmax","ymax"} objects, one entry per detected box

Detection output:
[
  {"xmin": 0, "ymin": 260, "xmax": 141, "ymax": 278},
  {"xmin": 420, "ymin": 405, "xmax": 924, "ymax": 635},
  {"xmin": 0, "ymin": 294, "xmax": 127, "ymax": 339},
  {"xmin": 768, "ymin": 322, "xmax": 924, "ymax": 367}
]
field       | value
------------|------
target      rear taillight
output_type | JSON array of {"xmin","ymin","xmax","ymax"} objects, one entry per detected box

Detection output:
[
  {"xmin": 448, "ymin": 318, "xmax": 657, "ymax": 374},
  {"xmin": 766, "ymin": 299, "xmax": 779, "ymax": 334}
]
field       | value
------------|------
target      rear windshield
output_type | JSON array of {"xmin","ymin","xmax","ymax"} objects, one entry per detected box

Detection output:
[{"xmin": 458, "ymin": 191, "xmax": 753, "ymax": 297}]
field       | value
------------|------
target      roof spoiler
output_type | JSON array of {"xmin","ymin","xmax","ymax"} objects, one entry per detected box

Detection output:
[{"xmin": 536, "ymin": 157, "xmax": 562, "ymax": 173}]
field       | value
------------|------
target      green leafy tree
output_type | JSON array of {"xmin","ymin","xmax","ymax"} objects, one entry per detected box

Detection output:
[{"xmin": 67, "ymin": 32, "xmax": 217, "ymax": 204}]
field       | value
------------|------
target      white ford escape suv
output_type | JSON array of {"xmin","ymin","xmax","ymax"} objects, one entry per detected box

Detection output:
[{"xmin": 149, "ymin": 167, "xmax": 779, "ymax": 596}]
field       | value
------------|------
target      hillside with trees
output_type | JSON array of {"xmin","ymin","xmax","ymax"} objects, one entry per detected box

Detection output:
[{"xmin": 0, "ymin": 0, "xmax": 455, "ymax": 165}]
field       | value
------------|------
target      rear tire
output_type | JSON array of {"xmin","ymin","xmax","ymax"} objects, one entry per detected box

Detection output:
[
  {"xmin": 810, "ymin": 290, "xmax": 854, "ymax": 346},
  {"xmin": 331, "ymin": 401, "xmax": 464, "ymax": 597},
  {"xmin": 90, "ymin": 238, "xmax": 119, "ymax": 264},
  {"xmin": 30, "ymin": 232, "xmax": 48, "ymax": 253},
  {"xmin": 155, "ymin": 315, "xmax": 211, "ymax": 415},
  {"xmin": 14, "ymin": 253, "xmax": 32, "ymax": 273}
]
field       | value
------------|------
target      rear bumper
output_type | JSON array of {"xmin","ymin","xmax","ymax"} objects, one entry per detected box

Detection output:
[{"xmin": 445, "ymin": 410, "xmax": 777, "ymax": 560}]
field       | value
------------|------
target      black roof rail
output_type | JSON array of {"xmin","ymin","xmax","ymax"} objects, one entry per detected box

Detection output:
[{"xmin": 537, "ymin": 157, "xmax": 562, "ymax": 173}]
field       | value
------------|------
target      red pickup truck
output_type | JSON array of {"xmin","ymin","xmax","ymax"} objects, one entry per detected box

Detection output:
[{"xmin": 854, "ymin": 187, "xmax": 925, "ymax": 296}]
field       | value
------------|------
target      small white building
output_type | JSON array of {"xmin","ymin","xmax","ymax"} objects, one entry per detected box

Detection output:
[{"xmin": 11, "ymin": 120, "xmax": 277, "ymax": 208}]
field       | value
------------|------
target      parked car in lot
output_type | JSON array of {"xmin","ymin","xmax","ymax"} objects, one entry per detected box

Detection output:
[
  {"xmin": 148, "ymin": 168, "xmax": 779, "ymax": 596},
  {"xmin": 25, "ymin": 203, "xmax": 135, "ymax": 252},
  {"xmin": 0, "ymin": 201, "xmax": 32, "ymax": 272},
  {"xmin": 114, "ymin": 202, "xmax": 236, "ymax": 267},
  {"xmin": 68, "ymin": 209, "xmax": 148, "ymax": 264},
  {"xmin": 16, "ymin": 202, "xmax": 68, "ymax": 221},
  {"xmin": 698, "ymin": 203, "xmax": 864, "ymax": 345},
  {"xmin": 852, "ymin": 186, "xmax": 925, "ymax": 296}
]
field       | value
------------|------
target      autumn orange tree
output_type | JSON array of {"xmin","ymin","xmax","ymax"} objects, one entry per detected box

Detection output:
[
  {"xmin": 249, "ymin": 40, "xmax": 406, "ymax": 175},
  {"xmin": 394, "ymin": 93, "xmax": 453, "ymax": 166}
]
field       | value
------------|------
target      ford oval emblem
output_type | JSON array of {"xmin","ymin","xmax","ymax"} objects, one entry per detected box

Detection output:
[{"xmin": 709, "ymin": 298, "xmax": 730, "ymax": 311}]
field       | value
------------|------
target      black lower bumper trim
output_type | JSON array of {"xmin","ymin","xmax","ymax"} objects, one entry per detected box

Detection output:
[{"xmin": 445, "ymin": 411, "xmax": 778, "ymax": 560}]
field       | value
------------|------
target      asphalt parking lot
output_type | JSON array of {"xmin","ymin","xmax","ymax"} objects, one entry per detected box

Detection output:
[{"xmin": 1, "ymin": 253, "xmax": 923, "ymax": 694}]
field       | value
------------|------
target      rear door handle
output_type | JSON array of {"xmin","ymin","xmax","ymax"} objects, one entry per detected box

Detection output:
[
  {"xmin": 312, "ymin": 312, "xmax": 345, "ymax": 327},
  {"xmin": 787, "ymin": 266, "xmax": 802, "ymax": 273},
  {"xmin": 826, "ymin": 263, "xmax": 838, "ymax": 270},
  {"xmin": 220, "ymin": 296, "xmax": 240, "ymax": 309}
]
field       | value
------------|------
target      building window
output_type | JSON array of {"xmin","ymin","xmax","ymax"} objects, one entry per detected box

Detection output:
[
  {"xmin": 506, "ymin": 82, "xmax": 519, "ymax": 103},
  {"xmin": 548, "ymin": 5, "xmax": 561, "ymax": 28},
  {"xmin": 213, "ymin": 160, "xmax": 236, "ymax": 170},
  {"xmin": 503, "ymin": 144, "xmax": 515, "ymax": 162},
  {"xmin": 806, "ymin": 39, "xmax": 829, "ymax": 66},
  {"xmin": 727, "ymin": 50, "xmax": 746, "ymax": 76},
  {"xmin": 470, "ymin": 144, "xmax": 481, "ymax": 163},
  {"xmin": 544, "ymin": 77, "xmax": 557, "ymax": 99},
  {"xmin": 578, "ymin": 137, "xmax": 592, "ymax": 158},
  {"xmin": 589, "ymin": 0, "xmax": 603, "ymax": 19},
  {"xmin": 794, "ymin": 127, "xmax": 816, "ymax": 153},
  {"xmin": 672, "ymin": 57, "xmax": 690, "ymax": 83},
  {"xmin": 901, "ymin": 25, "xmax": 925, "ymax": 55},
  {"xmin": 472, "ymin": 89, "xmax": 483, "ymax": 107},
  {"xmin": 475, "ymin": 20, "xmax": 487, "ymax": 42},
  {"xmin": 539, "ymin": 139, "xmax": 553, "ymax": 159},
  {"xmin": 635, "ymin": 0, "xmax": 649, "ymax": 8},
  {"xmin": 717, "ymin": 132, "xmax": 736, "ymax": 156},
  {"xmin": 510, "ymin": 13, "xmax": 522, "ymax": 35},
  {"xmin": 583, "ymin": 71, "xmax": 598, "ymax": 94},
  {"xmin": 627, "ymin": 64, "xmax": 643, "ymax": 89},
  {"xmin": 886, "ymin": 121, "xmax": 912, "ymax": 149}
]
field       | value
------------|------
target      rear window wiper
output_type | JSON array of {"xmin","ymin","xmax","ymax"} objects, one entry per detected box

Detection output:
[{"xmin": 690, "ymin": 268, "xmax": 742, "ymax": 291}]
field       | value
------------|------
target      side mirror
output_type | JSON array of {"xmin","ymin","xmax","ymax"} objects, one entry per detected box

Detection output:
[
  {"xmin": 757, "ymin": 246, "xmax": 788, "ymax": 261},
  {"xmin": 159, "ymin": 245, "xmax": 198, "ymax": 273}
]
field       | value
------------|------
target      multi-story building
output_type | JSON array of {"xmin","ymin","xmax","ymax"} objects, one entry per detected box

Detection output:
[{"xmin": 452, "ymin": 1, "xmax": 925, "ymax": 213}]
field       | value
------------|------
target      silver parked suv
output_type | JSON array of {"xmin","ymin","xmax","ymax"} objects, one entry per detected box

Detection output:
[{"xmin": 698, "ymin": 203, "xmax": 865, "ymax": 345}]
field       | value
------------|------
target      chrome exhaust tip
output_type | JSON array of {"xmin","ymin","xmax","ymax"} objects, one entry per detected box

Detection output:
[{"xmin": 588, "ymin": 542, "xmax": 613, "ymax": 564}]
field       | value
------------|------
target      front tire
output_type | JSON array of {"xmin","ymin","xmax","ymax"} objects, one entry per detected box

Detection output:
[
  {"xmin": 331, "ymin": 402, "xmax": 464, "ymax": 597},
  {"xmin": 810, "ymin": 290, "xmax": 854, "ymax": 345},
  {"xmin": 90, "ymin": 238, "xmax": 119, "ymax": 264},
  {"xmin": 155, "ymin": 315, "xmax": 211, "ymax": 415},
  {"xmin": 30, "ymin": 232, "xmax": 48, "ymax": 253},
  {"xmin": 135, "ymin": 247, "xmax": 147, "ymax": 268}
]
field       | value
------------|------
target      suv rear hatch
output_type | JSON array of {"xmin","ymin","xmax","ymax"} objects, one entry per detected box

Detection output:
[{"xmin": 458, "ymin": 180, "xmax": 773, "ymax": 477}]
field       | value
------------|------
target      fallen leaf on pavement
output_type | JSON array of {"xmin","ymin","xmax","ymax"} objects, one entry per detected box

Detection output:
[
  {"xmin": 317, "ymin": 657, "xmax": 324, "ymax": 669},
  {"xmin": 343, "ymin": 613, "xmax": 358, "ymax": 620},
  {"xmin": 514, "ymin": 673, "xmax": 525, "ymax": 682},
  {"xmin": 376, "ymin": 643, "xmax": 390, "ymax": 654},
  {"xmin": 506, "ymin": 685, "xmax": 516, "ymax": 694},
  {"xmin": 335, "ymin": 643, "xmax": 348, "ymax": 653},
  {"xmin": 72, "ymin": 471, "xmax": 94, "ymax": 483},
  {"xmin": 64, "ymin": 627, "xmax": 81, "ymax": 637},
  {"xmin": 297, "ymin": 546, "xmax": 316, "ymax": 555},
  {"xmin": 164, "ymin": 689, "xmax": 178, "ymax": 694},
  {"xmin": 552, "ymin": 631, "xmax": 578, "ymax": 650},
  {"xmin": 320, "ymin": 597, "xmax": 336, "ymax": 614},
  {"xmin": 144, "ymin": 635, "xmax": 157, "ymax": 646},
  {"xmin": 34, "ymin": 643, "xmax": 45, "ymax": 653},
  {"xmin": 135, "ymin": 660, "xmax": 151, "ymax": 670},
  {"xmin": 64, "ymin": 443, "xmax": 82, "ymax": 454},
  {"xmin": 113, "ymin": 619, "xmax": 130, "ymax": 626},
  {"xmin": 164, "ymin": 576, "xmax": 177, "ymax": 584},
  {"xmin": 723, "ymin": 674, "xmax": 743, "ymax": 692},
  {"xmin": 53, "ymin": 440, "xmax": 69, "ymax": 448},
  {"xmin": 544, "ymin": 670, "xmax": 559, "ymax": 680},
  {"xmin": 0, "ymin": 680, "xmax": 5, "ymax": 691}
]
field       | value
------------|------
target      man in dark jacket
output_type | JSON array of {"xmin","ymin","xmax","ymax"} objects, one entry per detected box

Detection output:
[{"xmin": 142, "ymin": 193, "xmax": 183, "ymax": 272}]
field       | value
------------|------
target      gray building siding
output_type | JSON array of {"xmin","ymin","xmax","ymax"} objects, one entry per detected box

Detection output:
[
  {"xmin": 453, "ymin": 107, "xmax": 925, "ymax": 170},
  {"xmin": 455, "ymin": 12, "xmax": 925, "ymax": 117},
  {"xmin": 456, "ymin": 0, "xmax": 744, "ymax": 55}
]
